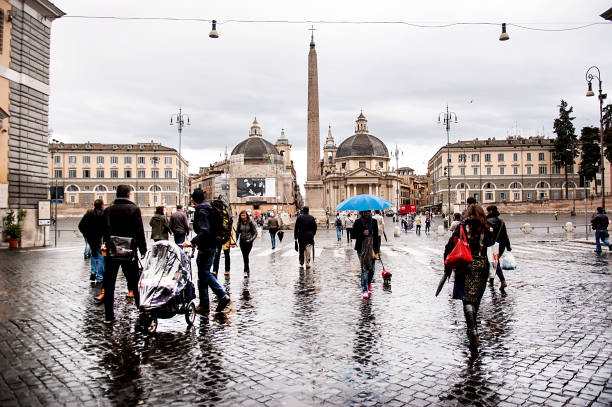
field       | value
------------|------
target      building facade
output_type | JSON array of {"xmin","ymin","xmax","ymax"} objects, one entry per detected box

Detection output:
[
  {"xmin": 48, "ymin": 142, "xmax": 189, "ymax": 209},
  {"xmin": 0, "ymin": 0, "xmax": 63, "ymax": 246},
  {"xmin": 190, "ymin": 159, "xmax": 229, "ymax": 204},
  {"xmin": 428, "ymin": 135, "xmax": 610, "ymax": 213}
]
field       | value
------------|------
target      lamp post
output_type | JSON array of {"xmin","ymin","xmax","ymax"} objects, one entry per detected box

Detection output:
[
  {"xmin": 586, "ymin": 66, "xmax": 607, "ymax": 211},
  {"xmin": 170, "ymin": 107, "xmax": 190, "ymax": 206},
  {"xmin": 391, "ymin": 145, "xmax": 403, "ymax": 219},
  {"xmin": 438, "ymin": 105, "xmax": 458, "ymax": 216},
  {"xmin": 50, "ymin": 137, "xmax": 60, "ymax": 247}
]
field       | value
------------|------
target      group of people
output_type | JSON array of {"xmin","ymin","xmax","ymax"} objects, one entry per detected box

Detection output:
[{"xmin": 399, "ymin": 212, "xmax": 432, "ymax": 235}]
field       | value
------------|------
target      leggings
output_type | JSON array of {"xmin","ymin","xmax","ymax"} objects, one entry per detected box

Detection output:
[{"xmin": 240, "ymin": 240, "xmax": 253, "ymax": 273}]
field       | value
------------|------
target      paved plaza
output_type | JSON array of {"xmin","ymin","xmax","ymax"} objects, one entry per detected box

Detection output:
[{"xmin": 0, "ymin": 216, "xmax": 611, "ymax": 406}]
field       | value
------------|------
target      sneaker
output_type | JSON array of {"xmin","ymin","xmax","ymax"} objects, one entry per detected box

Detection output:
[
  {"xmin": 368, "ymin": 284, "xmax": 373, "ymax": 292},
  {"xmin": 103, "ymin": 318, "xmax": 115, "ymax": 325},
  {"xmin": 244, "ymin": 272, "xmax": 249, "ymax": 279},
  {"xmin": 362, "ymin": 292, "xmax": 369, "ymax": 299},
  {"xmin": 215, "ymin": 296, "xmax": 231, "ymax": 313},
  {"xmin": 89, "ymin": 274, "xmax": 96, "ymax": 281}
]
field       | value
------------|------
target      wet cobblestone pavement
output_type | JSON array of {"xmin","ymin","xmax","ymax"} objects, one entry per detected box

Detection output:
[{"xmin": 1, "ymin": 219, "xmax": 611, "ymax": 406}]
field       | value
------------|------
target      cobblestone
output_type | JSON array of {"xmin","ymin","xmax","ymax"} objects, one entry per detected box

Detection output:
[{"xmin": 0, "ymin": 222, "xmax": 611, "ymax": 405}]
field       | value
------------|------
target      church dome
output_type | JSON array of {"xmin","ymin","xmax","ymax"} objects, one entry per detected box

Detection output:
[
  {"xmin": 231, "ymin": 117, "xmax": 280, "ymax": 160},
  {"xmin": 335, "ymin": 112, "xmax": 389, "ymax": 158}
]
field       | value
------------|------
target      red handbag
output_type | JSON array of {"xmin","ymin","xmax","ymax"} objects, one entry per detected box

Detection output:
[{"xmin": 445, "ymin": 226, "xmax": 473, "ymax": 270}]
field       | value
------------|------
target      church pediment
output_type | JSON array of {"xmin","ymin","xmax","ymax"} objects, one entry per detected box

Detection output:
[{"xmin": 345, "ymin": 167, "xmax": 381, "ymax": 177}]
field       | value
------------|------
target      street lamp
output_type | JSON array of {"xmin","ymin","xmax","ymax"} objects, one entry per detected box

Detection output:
[
  {"xmin": 50, "ymin": 137, "xmax": 60, "ymax": 247},
  {"xmin": 391, "ymin": 145, "xmax": 403, "ymax": 219},
  {"xmin": 438, "ymin": 105, "xmax": 458, "ymax": 217},
  {"xmin": 585, "ymin": 66, "xmax": 607, "ymax": 210},
  {"xmin": 170, "ymin": 107, "xmax": 190, "ymax": 206}
]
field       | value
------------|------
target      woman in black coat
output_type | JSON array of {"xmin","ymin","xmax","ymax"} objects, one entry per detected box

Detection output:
[
  {"xmin": 353, "ymin": 211, "xmax": 380, "ymax": 299},
  {"xmin": 486, "ymin": 205, "xmax": 512, "ymax": 290}
]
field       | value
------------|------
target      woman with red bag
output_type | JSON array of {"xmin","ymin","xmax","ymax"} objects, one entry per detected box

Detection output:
[{"xmin": 443, "ymin": 204, "xmax": 494, "ymax": 351}]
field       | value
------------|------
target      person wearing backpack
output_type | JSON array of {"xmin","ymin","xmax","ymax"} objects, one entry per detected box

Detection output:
[
  {"xmin": 183, "ymin": 189, "xmax": 231, "ymax": 313},
  {"xmin": 267, "ymin": 211, "xmax": 281, "ymax": 249},
  {"xmin": 210, "ymin": 196, "xmax": 234, "ymax": 277},
  {"xmin": 335, "ymin": 213, "xmax": 343, "ymax": 241},
  {"xmin": 235, "ymin": 210, "xmax": 258, "ymax": 278},
  {"xmin": 486, "ymin": 205, "xmax": 511, "ymax": 290}
]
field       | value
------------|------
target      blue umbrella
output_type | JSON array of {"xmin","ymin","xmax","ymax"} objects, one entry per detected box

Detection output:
[{"xmin": 335, "ymin": 194, "xmax": 394, "ymax": 212}]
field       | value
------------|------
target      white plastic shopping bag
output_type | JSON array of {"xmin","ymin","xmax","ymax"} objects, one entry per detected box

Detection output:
[
  {"xmin": 501, "ymin": 251, "xmax": 517, "ymax": 270},
  {"xmin": 487, "ymin": 242, "xmax": 500, "ymax": 278}
]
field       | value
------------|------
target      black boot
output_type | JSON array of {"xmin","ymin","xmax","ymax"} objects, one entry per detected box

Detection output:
[{"xmin": 463, "ymin": 303, "xmax": 479, "ymax": 350}]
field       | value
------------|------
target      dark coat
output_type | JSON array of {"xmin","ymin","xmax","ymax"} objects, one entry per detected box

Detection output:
[
  {"xmin": 294, "ymin": 213, "xmax": 317, "ymax": 245},
  {"xmin": 149, "ymin": 214, "xmax": 171, "ymax": 241},
  {"xmin": 352, "ymin": 216, "xmax": 380, "ymax": 254},
  {"xmin": 236, "ymin": 221, "xmax": 258, "ymax": 243},
  {"xmin": 169, "ymin": 210, "xmax": 189, "ymax": 235},
  {"xmin": 78, "ymin": 208, "xmax": 105, "ymax": 252},
  {"xmin": 591, "ymin": 213, "xmax": 609, "ymax": 231},
  {"xmin": 103, "ymin": 198, "xmax": 147, "ymax": 256},
  {"xmin": 191, "ymin": 202, "xmax": 220, "ymax": 250},
  {"xmin": 486, "ymin": 214, "xmax": 512, "ymax": 256}
]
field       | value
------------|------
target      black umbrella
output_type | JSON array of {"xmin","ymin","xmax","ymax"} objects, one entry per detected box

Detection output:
[
  {"xmin": 277, "ymin": 230, "xmax": 284, "ymax": 242},
  {"xmin": 435, "ymin": 271, "xmax": 451, "ymax": 297}
]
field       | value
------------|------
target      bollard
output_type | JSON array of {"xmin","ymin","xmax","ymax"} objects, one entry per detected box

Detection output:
[
  {"xmin": 522, "ymin": 223, "xmax": 532, "ymax": 234},
  {"xmin": 565, "ymin": 222, "xmax": 574, "ymax": 232},
  {"xmin": 394, "ymin": 226, "xmax": 400, "ymax": 237},
  {"xmin": 436, "ymin": 225, "xmax": 445, "ymax": 236}
]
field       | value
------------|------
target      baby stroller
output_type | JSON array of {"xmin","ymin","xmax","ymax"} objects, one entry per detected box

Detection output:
[{"xmin": 137, "ymin": 241, "xmax": 197, "ymax": 333}]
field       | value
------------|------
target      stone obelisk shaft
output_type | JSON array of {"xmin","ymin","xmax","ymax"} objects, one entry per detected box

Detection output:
[{"xmin": 307, "ymin": 40, "xmax": 321, "ymax": 182}]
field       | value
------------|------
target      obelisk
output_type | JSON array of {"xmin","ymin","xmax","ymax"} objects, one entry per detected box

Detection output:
[{"xmin": 304, "ymin": 28, "xmax": 325, "ymax": 216}]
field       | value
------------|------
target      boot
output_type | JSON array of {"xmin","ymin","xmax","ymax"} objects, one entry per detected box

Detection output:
[
  {"xmin": 94, "ymin": 288, "xmax": 105, "ymax": 302},
  {"xmin": 463, "ymin": 303, "xmax": 479, "ymax": 350}
]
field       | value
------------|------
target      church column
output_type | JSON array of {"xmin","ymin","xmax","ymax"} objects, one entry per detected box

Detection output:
[
  {"xmin": 353, "ymin": 185, "xmax": 357, "ymax": 196},
  {"xmin": 376, "ymin": 184, "xmax": 379, "ymax": 196},
  {"xmin": 368, "ymin": 184, "xmax": 372, "ymax": 195},
  {"xmin": 346, "ymin": 184, "xmax": 350, "ymax": 199}
]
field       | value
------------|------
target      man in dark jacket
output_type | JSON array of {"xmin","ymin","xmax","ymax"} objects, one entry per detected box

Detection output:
[
  {"xmin": 486, "ymin": 205, "xmax": 511, "ymax": 289},
  {"xmin": 169, "ymin": 205, "xmax": 190, "ymax": 245},
  {"xmin": 78, "ymin": 199, "xmax": 106, "ymax": 285},
  {"xmin": 102, "ymin": 185, "xmax": 147, "ymax": 324},
  {"xmin": 352, "ymin": 211, "xmax": 380, "ymax": 297},
  {"xmin": 187, "ymin": 188, "xmax": 230, "ymax": 313},
  {"xmin": 591, "ymin": 207, "xmax": 611, "ymax": 253},
  {"xmin": 294, "ymin": 206, "xmax": 317, "ymax": 268}
]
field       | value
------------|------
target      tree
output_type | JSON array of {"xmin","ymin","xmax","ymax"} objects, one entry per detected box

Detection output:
[
  {"xmin": 579, "ymin": 126, "xmax": 601, "ymax": 195},
  {"xmin": 552, "ymin": 100, "xmax": 577, "ymax": 199},
  {"xmin": 603, "ymin": 104, "xmax": 612, "ymax": 163}
]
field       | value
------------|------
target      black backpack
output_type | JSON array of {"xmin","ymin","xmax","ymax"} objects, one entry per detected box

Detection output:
[
  {"xmin": 335, "ymin": 217, "xmax": 342, "ymax": 227},
  {"xmin": 211, "ymin": 199, "xmax": 233, "ymax": 245}
]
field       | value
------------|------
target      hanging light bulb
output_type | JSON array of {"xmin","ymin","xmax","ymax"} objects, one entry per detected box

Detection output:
[
  {"xmin": 209, "ymin": 20, "xmax": 219, "ymax": 39},
  {"xmin": 499, "ymin": 23, "xmax": 509, "ymax": 41},
  {"xmin": 586, "ymin": 81, "xmax": 595, "ymax": 97}
]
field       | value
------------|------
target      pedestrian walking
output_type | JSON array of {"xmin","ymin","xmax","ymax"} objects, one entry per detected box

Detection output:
[
  {"xmin": 554, "ymin": 210, "xmax": 559, "ymax": 221},
  {"xmin": 169, "ymin": 204, "xmax": 190, "ymax": 245},
  {"xmin": 267, "ymin": 211, "xmax": 281, "ymax": 249},
  {"xmin": 335, "ymin": 213, "xmax": 343, "ymax": 241},
  {"xmin": 326, "ymin": 216, "xmax": 330, "ymax": 230},
  {"xmin": 184, "ymin": 188, "xmax": 231, "ymax": 313},
  {"xmin": 83, "ymin": 239, "xmax": 91, "ymax": 260},
  {"xmin": 415, "ymin": 216, "xmax": 422, "ymax": 235},
  {"xmin": 101, "ymin": 185, "xmax": 147, "ymax": 324},
  {"xmin": 235, "ymin": 210, "xmax": 258, "ymax": 278},
  {"xmin": 353, "ymin": 210, "xmax": 380, "ymax": 299},
  {"xmin": 486, "ymin": 205, "xmax": 511, "ymax": 290},
  {"xmin": 591, "ymin": 207, "xmax": 612, "ymax": 253},
  {"xmin": 345, "ymin": 213, "xmax": 354, "ymax": 244},
  {"xmin": 294, "ymin": 206, "xmax": 317, "ymax": 268},
  {"xmin": 78, "ymin": 199, "xmax": 106, "ymax": 299},
  {"xmin": 149, "ymin": 206, "xmax": 171, "ymax": 242},
  {"xmin": 425, "ymin": 217, "xmax": 431, "ymax": 234},
  {"xmin": 213, "ymin": 227, "xmax": 235, "ymax": 277},
  {"xmin": 449, "ymin": 213, "xmax": 462, "ymax": 232},
  {"xmin": 373, "ymin": 210, "xmax": 386, "ymax": 242},
  {"xmin": 443, "ymin": 204, "xmax": 494, "ymax": 351}
]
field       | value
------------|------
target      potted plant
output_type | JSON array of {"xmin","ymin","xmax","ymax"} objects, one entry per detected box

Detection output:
[{"xmin": 2, "ymin": 210, "xmax": 26, "ymax": 249}]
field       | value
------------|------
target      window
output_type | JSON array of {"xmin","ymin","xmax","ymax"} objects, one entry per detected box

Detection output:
[
  {"xmin": 110, "ymin": 156, "xmax": 118, "ymax": 164},
  {"xmin": 526, "ymin": 153, "xmax": 532, "ymax": 161},
  {"xmin": 54, "ymin": 169, "xmax": 62, "ymax": 178},
  {"xmin": 66, "ymin": 185, "xmax": 79, "ymax": 192},
  {"xmin": 68, "ymin": 169, "xmax": 76, "ymax": 178},
  {"xmin": 483, "ymin": 182, "xmax": 495, "ymax": 189},
  {"xmin": 110, "ymin": 169, "xmax": 118, "ymax": 178},
  {"xmin": 83, "ymin": 169, "xmax": 90, "ymax": 178},
  {"xmin": 165, "ymin": 157, "xmax": 172, "ymax": 165},
  {"xmin": 498, "ymin": 153, "xmax": 504, "ymax": 162},
  {"xmin": 124, "ymin": 169, "xmax": 132, "ymax": 178},
  {"xmin": 138, "ymin": 169, "xmax": 146, "ymax": 178},
  {"xmin": 341, "ymin": 162, "xmax": 346, "ymax": 170},
  {"xmin": 552, "ymin": 165, "xmax": 561, "ymax": 174},
  {"xmin": 151, "ymin": 169, "xmax": 159, "ymax": 178},
  {"xmin": 151, "ymin": 156, "xmax": 160, "ymax": 165},
  {"xmin": 460, "ymin": 167, "xmax": 465, "ymax": 176},
  {"xmin": 485, "ymin": 192, "xmax": 493, "ymax": 200},
  {"xmin": 597, "ymin": 179, "xmax": 602, "ymax": 186},
  {"xmin": 473, "ymin": 193, "xmax": 480, "ymax": 201},
  {"xmin": 513, "ymin": 166, "xmax": 519, "ymax": 175},
  {"xmin": 536, "ymin": 181, "xmax": 549, "ymax": 188},
  {"xmin": 459, "ymin": 154, "xmax": 467, "ymax": 163},
  {"xmin": 499, "ymin": 167, "xmax": 505, "ymax": 175},
  {"xmin": 526, "ymin": 192, "xmax": 533, "ymax": 200},
  {"xmin": 471, "ymin": 154, "xmax": 480, "ymax": 162},
  {"xmin": 510, "ymin": 182, "xmax": 521, "ymax": 189},
  {"xmin": 539, "ymin": 166, "xmax": 547, "ymax": 175},
  {"xmin": 539, "ymin": 191, "xmax": 547, "ymax": 199},
  {"xmin": 164, "ymin": 169, "xmax": 172, "ymax": 178},
  {"xmin": 70, "ymin": 195, "xmax": 75, "ymax": 203},
  {"xmin": 138, "ymin": 157, "xmax": 145, "ymax": 164},
  {"xmin": 359, "ymin": 161, "xmax": 366, "ymax": 168},
  {"xmin": 68, "ymin": 156, "xmax": 77, "ymax": 164},
  {"xmin": 526, "ymin": 166, "xmax": 532, "ymax": 175},
  {"xmin": 96, "ymin": 169, "xmax": 105, "ymax": 178},
  {"xmin": 484, "ymin": 154, "xmax": 491, "ymax": 162},
  {"xmin": 54, "ymin": 155, "xmax": 61, "ymax": 164},
  {"xmin": 513, "ymin": 153, "xmax": 518, "ymax": 161},
  {"xmin": 83, "ymin": 156, "xmax": 90, "ymax": 164},
  {"xmin": 500, "ymin": 192, "xmax": 506, "ymax": 200},
  {"xmin": 97, "ymin": 156, "xmax": 104, "ymax": 164},
  {"xmin": 94, "ymin": 185, "xmax": 107, "ymax": 192},
  {"xmin": 124, "ymin": 156, "xmax": 132, "ymax": 164},
  {"xmin": 538, "ymin": 152, "xmax": 545, "ymax": 161},
  {"xmin": 486, "ymin": 167, "xmax": 492, "ymax": 175},
  {"xmin": 378, "ymin": 161, "xmax": 384, "ymax": 168},
  {"xmin": 460, "ymin": 192, "xmax": 466, "ymax": 201},
  {"xmin": 83, "ymin": 196, "xmax": 90, "ymax": 204},
  {"xmin": 473, "ymin": 167, "xmax": 478, "ymax": 175},
  {"xmin": 514, "ymin": 192, "xmax": 520, "ymax": 200}
]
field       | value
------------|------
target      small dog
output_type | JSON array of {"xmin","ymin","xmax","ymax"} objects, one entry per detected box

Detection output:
[{"xmin": 382, "ymin": 269, "xmax": 392, "ymax": 284}]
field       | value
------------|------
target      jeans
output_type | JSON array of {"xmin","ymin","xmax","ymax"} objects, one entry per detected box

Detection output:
[
  {"xmin": 103, "ymin": 258, "xmax": 140, "ymax": 321},
  {"xmin": 416, "ymin": 225, "xmax": 421, "ymax": 235},
  {"xmin": 240, "ymin": 240, "xmax": 253, "ymax": 273},
  {"xmin": 196, "ymin": 247, "xmax": 227, "ymax": 310},
  {"xmin": 173, "ymin": 233, "xmax": 186, "ymax": 246},
  {"xmin": 595, "ymin": 229, "xmax": 611, "ymax": 251},
  {"xmin": 90, "ymin": 248, "xmax": 105, "ymax": 282},
  {"xmin": 495, "ymin": 260, "xmax": 505, "ymax": 282},
  {"xmin": 346, "ymin": 228, "xmax": 352, "ymax": 242},
  {"xmin": 213, "ymin": 244, "xmax": 230, "ymax": 272},
  {"xmin": 360, "ymin": 261, "xmax": 374, "ymax": 292},
  {"xmin": 269, "ymin": 229, "xmax": 278, "ymax": 249},
  {"xmin": 336, "ymin": 226, "xmax": 342, "ymax": 240}
]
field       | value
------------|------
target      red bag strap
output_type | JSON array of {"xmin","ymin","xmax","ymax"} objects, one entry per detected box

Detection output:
[{"xmin": 459, "ymin": 225, "xmax": 467, "ymax": 242}]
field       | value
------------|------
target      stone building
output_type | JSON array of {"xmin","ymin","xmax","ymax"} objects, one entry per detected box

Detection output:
[
  {"xmin": 227, "ymin": 119, "xmax": 300, "ymax": 216},
  {"xmin": 0, "ymin": 0, "xmax": 64, "ymax": 247},
  {"xmin": 190, "ymin": 159, "xmax": 229, "ymax": 204},
  {"xmin": 48, "ymin": 142, "xmax": 189, "ymax": 210},
  {"xmin": 321, "ymin": 113, "xmax": 401, "ymax": 213}
]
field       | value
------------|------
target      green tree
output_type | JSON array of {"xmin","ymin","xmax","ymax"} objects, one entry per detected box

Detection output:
[
  {"xmin": 579, "ymin": 126, "xmax": 600, "ymax": 195},
  {"xmin": 552, "ymin": 100, "xmax": 577, "ymax": 199},
  {"xmin": 603, "ymin": 104, "xmax": 612, "ymax": 163}
]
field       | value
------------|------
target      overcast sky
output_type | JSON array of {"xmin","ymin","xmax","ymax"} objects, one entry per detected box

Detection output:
[{"xmin": 49, "ymin": 1, "xmax": 612, "ymax": 188}]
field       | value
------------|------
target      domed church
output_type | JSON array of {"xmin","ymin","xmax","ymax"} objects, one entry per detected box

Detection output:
[
  {"xmin": 321, "ymin": 112, "xmax": 400, "ymax": 213},
  {"xmin": 229, "ymin": 118, "xmax": 300, "ymax": 215}
]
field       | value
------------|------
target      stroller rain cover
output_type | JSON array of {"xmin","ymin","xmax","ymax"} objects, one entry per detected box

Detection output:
[{"xmin": 139, "ymin": 241, "xmax": 193, "ymax": 310}]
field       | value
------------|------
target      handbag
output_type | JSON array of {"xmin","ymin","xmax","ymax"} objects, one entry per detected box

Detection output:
[
  {"xmin": 600, "ymin": 230, "xmax": 610, "ymax": 239},
  {"xmin": 501, "ymin": 251, "xmax": 517, "ymax": 270},
  {"xmin": 277, "ymin": 230, "xmax": 284, "ymax": 242},
  {"xmin": 107, "ymin": 236, "xmax": 136, "ymax": 261},
  {"xmin": 444, "ymin": 226, "xmax": 473, "ymax": 270},
  {"xmin": 487, "ymin": 242, "xmax": 500, "ymax": 278}
]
